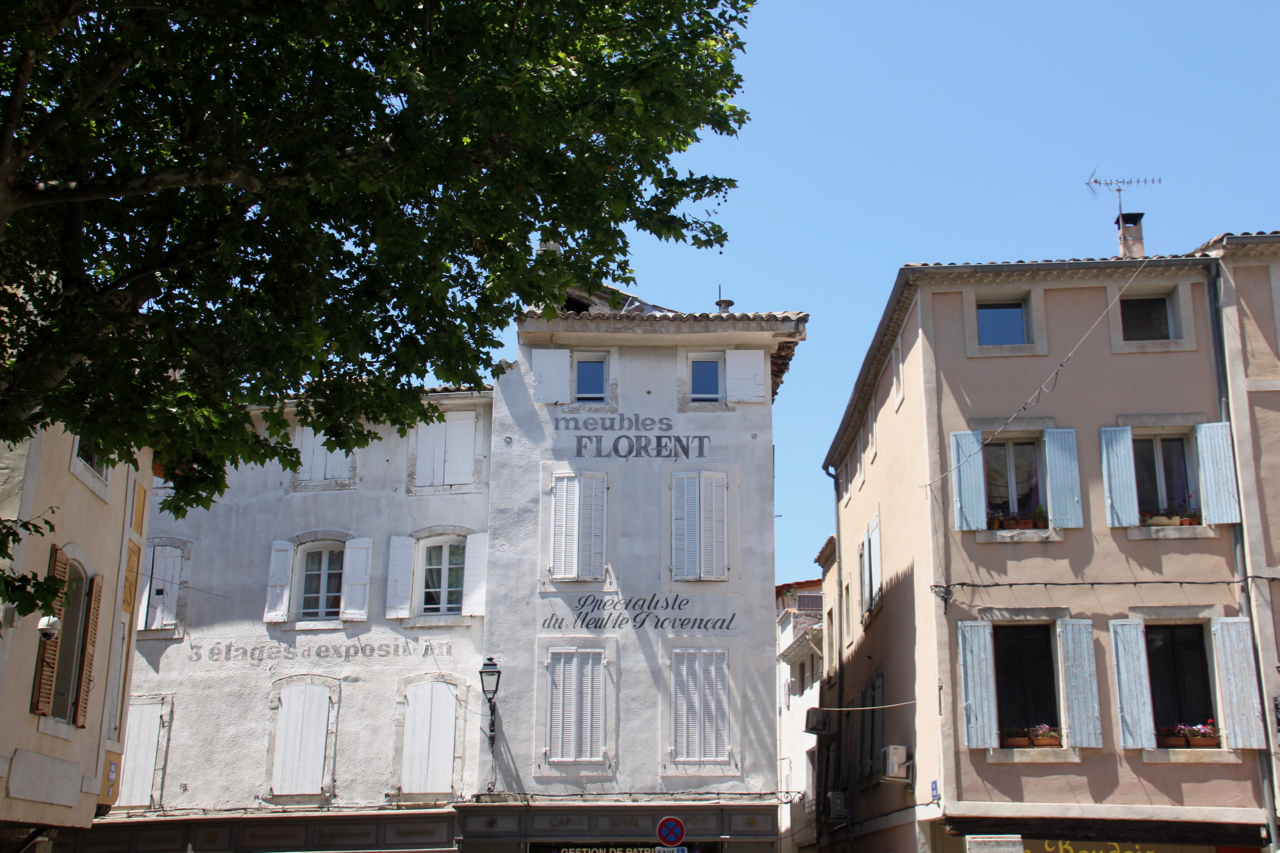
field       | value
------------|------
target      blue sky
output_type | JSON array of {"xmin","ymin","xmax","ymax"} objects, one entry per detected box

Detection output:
[{"xmin": 500, "ymin": 0, "xmax": 1280, "ymax": 584}]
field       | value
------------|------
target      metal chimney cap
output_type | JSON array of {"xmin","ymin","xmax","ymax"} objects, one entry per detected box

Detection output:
[
  {"xmin": 1115, "ymin": 212, "xmax": 1145, "ymax": 227},
  {"xmin": 715, "ymin": 298, "xmax": 735, "ymax": 313}
]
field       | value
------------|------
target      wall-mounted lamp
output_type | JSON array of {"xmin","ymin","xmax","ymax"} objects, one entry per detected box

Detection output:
[{"xmin": 480, "ymin": 656, "xmax": 501, "ymax": 749}]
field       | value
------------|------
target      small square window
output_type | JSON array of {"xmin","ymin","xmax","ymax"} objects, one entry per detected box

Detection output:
[
  {"xmin": 691, "ymin": 359, "xmax": 721, "ymax": 402},
  {"xmin": 575, "ymin": 356, "xmax": 606, "ymax": 402},
  {"xmin": 977, "ymin": 303, "xmax": 1027, "ymax": 346},
  {"xmin": 1121, "ymin": 297, "xmax": 1171, "ymax": 341}
]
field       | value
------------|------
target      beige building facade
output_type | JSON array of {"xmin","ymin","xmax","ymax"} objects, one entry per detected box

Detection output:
[{"xmin": 816, "ymin": 224, "xmax": 1280, "ymax": 853}]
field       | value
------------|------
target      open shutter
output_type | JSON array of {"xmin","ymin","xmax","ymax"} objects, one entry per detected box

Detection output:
[
  {"xmin": 725, "ymin": 349, "xmax": 767, "ymax": 403},
  {"xmin": 273, "ymin": 684, "xmax": 331, "ymax": 795},
  {"xmin": 699, "ymin": 472, "xmax": 727, "ymax": 580},
  {"xmin": 547, "ymin": 651, "xmax": 571, "ymax": 760},
  {"xmin": 1057, "ymin": 619, "xmax": 1102, "ymax": 748},
  {"xmin": 672, "ymin": 650, "xmax": 699, "ymax": 761},
  {"xmin": 578, "ymin": 473, "xmax": 606, "ymax": 580},
  {"xmin": 1109, "ymin": 619, "xmax": 1155, "ymax": 749},
  {"xmin": 461, "ymin": 532, "xmax": 488, "ymax": 615},
  {"xmin": 857, "ymin": 542, "xmax": 868, "ymax": 614},
  {"xmin": 136, "ymin": 545, "xmax": 154, "ymax": 631},
  {"xmin": 671, "ymin": 474, "xmax": 700, "ymax": 580},
  {"xmin": 949, "ymin": 431, "xmax": 987, "ymax": 531},
  {"xmin": 339, "ymin": 538, "xmax": 372, "ymax": 621},
  {"xmin": 1100, "ymin": 427, "xmax": 1140, "ymax": 528},
  {"xmin": 415, "ymin": 421, "xmax": 446, "ymax": 487},
  {"xmin": 700, "ymin": 650, "xmax": 728, "ymax": 760},
  {"xmin": 73, "ymin": 575, "xmax": 104, "ymax": 727},
  {"xmin": 443, "ymin": 411, "xmax": 477, "ymax": 485},
  {"xmin": 118, "ymin": 701, "xmax": 163, "ymax": 807},
  {"xmin": 386, "ymin": 536, "xmax": 415, "ymax": 619},
  {"xmin": 957, "ymin": 621, "xmax": 997, "ymax": 749},
  {"xmin": 868, "ymin": 516, "xmax": 882, "ymax": 605},
  {"xmin": 579, "ymin": 650, "xmax": 604, "ymax": 760},
  {"xmin": 402, "ymin": 682, "xmax": 456, "ymax": 793},
  {"xmin": 149, "ymin": 546, "xmax": 183, "ymax": 629},
  {"xmin": 296, "ymin": 426, "xmax": 319, "ymax": 481},
  {"xmin": 1211, "ymin": 618, "xmax": 1266, "ymax": 749},
  {"xmin": 1197, "ymin": 422, "xmax": 1242, "ymax": 525},
  {"xmin": 1044, "ymin": 429, "xmax": 1084, "ymax": 528},
  {"xmin": 550, "ymin": 475, "xmax": 580, "ymax": 579},
  {"xmin": 31, "ymin": 544, "xmax": 69, "ymax": 715},
  {"xmin": 264, "ymin": 541, "xmax": 294, "ymax": 623},
  {"xmin": 531, "ymin": 349, "xmax": 571, "ymax": 403}
]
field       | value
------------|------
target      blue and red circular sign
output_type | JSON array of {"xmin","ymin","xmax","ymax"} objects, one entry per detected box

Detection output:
[{"xmin": 657, "ymin": 817, "xmax": 685, "ymax": 846}]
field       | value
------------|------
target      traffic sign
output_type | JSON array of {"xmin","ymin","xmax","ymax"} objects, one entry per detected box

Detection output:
[{"xmin": 657, "ymin": 817, "xmax": 685, "ymax": 847}]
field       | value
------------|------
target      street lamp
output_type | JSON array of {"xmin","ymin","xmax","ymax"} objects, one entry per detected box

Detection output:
[{"xmin": 479, "ymin": 656, "xmax": 501, "ymax": 749}]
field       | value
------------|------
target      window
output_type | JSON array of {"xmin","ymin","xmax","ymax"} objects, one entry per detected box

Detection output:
[
  {"xmin": 1145, "ymin": 625, "xmax": 1214, "ymax": 731},
  {"xmin": 118, "ymin": 697, "xmax": 170, "ymax": 808},
  {"xmin": 139, "ymin": 545, "xmax": 183, "ymax": 630},
  {"xmin": 399, "ymin": 681, "xmax": 458, "ymax": 795},
  {"xmin": 77, "ymin": 441, "xmax": 109, "ymax": 481},
  {"xmin": 547, "ymin": 648, "xmax": 604, "ymax": 762},
  {"xmin": 551, "ymin": 472, "xmax": 607, "ymax": 580},
  {"xmin": 31, "ymin": 545, "xmax": 103, "ymax": 726},
  {"xmin": 856, "ymin": 675, "xmax": 883, "ymax": 784},
  {"xmin": 672, "ymin": 649, "xmax": 728, "ymax": 762},
  {"xmin": 270, "ymin": 680, "xmax": 335, "ymax": 797},
  {"xmin": 977, "ymin": 302, "xmax": 1027, "ymax": 346},
  {"xmin": 826, "ymin": 611, "xmax": 835, "ymax": 675},
  {"xmin": 859, "ymin": 517, "xmax": 881, "ymax": 615},
  {"xmin": 300, "ymin": 547, "xmax": 344, "ymax": 619},
  {"xmin": 891, "ymin": 338, "xmax": 904, "ymax": 406},
  {"xmin": 413, "ymin": 411, "xmax": 477, "ymax": 490},
  {"xmin": 1100, "ymin": 423, "xmax": 1241, "ymax": 528},
  {"xmin": 1132, "ymin": 436, "xmax": 1190, "ymax": 515},
  {"xmin": 422, "ymin": 541, "xmax": 464, "ymax": 614},
  {"xmin": 1121, "ymin": 297, "xmax": 1172, "ymax": 341},
  {"xmin": 993, "ymin": 625, "xmax": 1059, "ymax": 736},
  {"xmin": 294, "ymin": 426, "xmax": 353, "ymax": 484},
  {"xmin": 983, "ymin": 439, "xmax": 1041, "ymax": 517},
  {"xmin": 951, "ymin": 429, "xmax": 1083, "ymax": 531},
  {"xmin": 690, "ymin": 355, "xmax": 723, "ymax": 402},
  {"xmin": 671, "ymin": 471, "xmax": 727, "ymax": 580},
  {"xmin": 264, "ymin": 538, "xmax": 372, "ymax": 623},
  {"xmin": 574, "ymin": 354, "xmax": 607, "ymax": 402}
]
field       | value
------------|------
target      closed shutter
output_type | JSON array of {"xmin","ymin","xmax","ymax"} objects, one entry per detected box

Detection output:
[
  {"xmin": 699, "ymin": 472, "xmax": 727, "ymax": 580},
  {"xmin": 1057, "ymin": 619, "xmax": 1102, "ymax": 748},
  {"xmin": 1197, "ymin": 422, "xmax": 1242, "ymax": 525},
  {"xmin": 73, "ymin": 575, "xmax": 104, "ymax": 727},
  {"xmin": 339, "ymin": 538, "xmax": 372, "ymax": 621},
  {"xmin": 550, "ymin": 475, "xmax": 580, "ymax": 579},
  {"xmin": 957, "ymin": 621, "xmax": 997, "ymax": 749},
  {"xmin": 579, "ymin": 650, "xmax": 605, "ymax": 760},
  {"xmin": 578, "ymin": 473, "xmax": 607, "ymax": 580},
  {"xmin": 1100, "ymin": 427, "xmax": 1140, "ymax": 528},
  {"xmin": 272, "ymin": 683, "xmax": 331, "ymax": 795},
  {"xmin": 415, "ymin": 421, "xmax": 446, "ymax": 487},
  {"xmin": 118, "ymin": 701, "xmax": 163, "ymax": 807},
  {"xmin": 443, "ymin": 411, "xmax": 477, "ymax": 486},
  {"xmin": 672, "ymin": 650, "xmax": 699, "ymax": 760},
  {"xmin": 725, "ymin": 349, "xmax": 767, "ymax": 403},
  {"xmin": 949, "ymin": 431, "xmax": 987, "ymax": 531},
  {"xmin": 385, "ymin": 536, "xmax": 415, "ymax": 619},
  {"xmin": 699, "ymin": 650, "xmax": 729, "ymax": 761},
  {"xmin": 547, "ymin": 651, "xmax": 573, "ymax": 760},
  {"xmin": 296, "ymin": 426, "xmax": 319, "ymax": 481},
  {"xmin": 31, "ymin": 544, "xmax": 69, "ymax": 715},
  {"xmin": 1211, "ymin": 618, "xmax": 1266, "ymax": 749},
  {"xmin": 264, "ymin": 541, "xmax": 294, "ymax": 622},
  {"xmin": 460, "ymin": 532, "xmax": 489, "ymax": 615},
  {"xmin": 531, "ymin": 349, "xmax": 571, "ymax": 403},
  {"xmin": 149, "ymin": 546, "xmax": 183, "ymax": 629},
  {"xmin": 1044, "ymin": 429, "xmax": 1084, "ymax": 528},
  {"xmin": 671, "ymin": 474, "xmax": 700, "ymax": 580},
  {"xmin": 401, "ymin": 681, "xmax": 457, "ymax": 793},
  {"xmin": 868, "ymin": 516, "xmax": 882, "ymax": 605},
  {"xmin": 323, "ymin": 440, "xmax": 352, "ymax": 480},
  {"xmin": 1109, "ymin": 619, "xmax": 1155, "ymax": 749}
]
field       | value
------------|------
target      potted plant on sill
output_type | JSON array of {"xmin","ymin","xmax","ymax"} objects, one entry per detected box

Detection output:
[
  {"xmin": 1183, "ymin": 721, "xmax": 1219, "ymax": 748},
  {"xmin": 1156, "ymin": 726, "xmax": 1188, "ymax": 748},
  {"xmin": 1030, "ymin": 724, "xmax": 1061, "ymax": 747},
  {"xmin": 1033, "ymin": 504, "xmax": 1048, "ymax": 529},
  {"xmin": 1000, "ymin": 728, "xmax": 1030, "ymax": 748},
  {"xmin": 1144, "ymin": 511, "xmax": 1182, "ymax": 527},
  {"xmin": 988, "ymin": 511, "xmax": 1004, "ymax": 531}
]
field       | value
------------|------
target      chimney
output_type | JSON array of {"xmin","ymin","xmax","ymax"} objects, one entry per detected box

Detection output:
[
  {"xmin": 1116, "ymin": 212, "xmax": 1145, "ymax": 259},
  {"xmin": 715, "ymin": 298, "xmax": 735, "ymax": 314}
]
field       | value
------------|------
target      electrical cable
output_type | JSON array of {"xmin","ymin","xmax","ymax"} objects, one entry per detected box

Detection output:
[{"xmin": 819, "ymin": 700, "xmax": 916, "ymax": 712}]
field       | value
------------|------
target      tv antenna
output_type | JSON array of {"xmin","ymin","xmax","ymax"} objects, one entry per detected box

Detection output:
[{"xmin": 1085, "ymin": 169, "xmax": 1161, "ymax": 215}]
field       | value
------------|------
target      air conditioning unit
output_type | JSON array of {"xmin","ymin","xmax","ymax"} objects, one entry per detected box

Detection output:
[
  {"xmin": 826, "ymin": 791, "xmax": 850, "ymax": 818},
  {"xmin": 881, "ymin": 745, "xmax": 911, "ymax": 782},
  {"xmin": 804, "ymin": 707, "xmax": 829, "ymax": 735}
]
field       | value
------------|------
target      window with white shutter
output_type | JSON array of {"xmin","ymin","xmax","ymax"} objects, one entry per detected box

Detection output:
[
  {"xmin": 671, "ymin": 472, "xmax": 727, "ymax": 580},
  {"xmin": 547, "ymin": 649, "xmax": 605, "ymax": 762},
  {"xmin": 671, "ymin": 648, "xmax": 729, "ymax": 762},
  {"xmin": 400, "ymin": 681, "xmax": 457, "ymax": 794},
  {"xmin": 550, "ymin": 473, "xmax": 607, "ymax": 580},
  {"xmin": 118, "ymin": 698, "xmax": 167, "ymax": 808},
  {"xmin": 295, "ymin": 426, "xmax": 353, "ymax": 483},
  {"xmin": 531, "ymin": 349, "xmax": 572, "ymax": 403},
  {"xmin": 139, "ymin": 545, "xmax": 183, "ymax": 630},
  {"xmin": 271, "ymin": 683, "xmax": 333, "ymax": 796},
  {"xmin": 956, "ymin": 621, "xmax": 997, "ymax": 749}
]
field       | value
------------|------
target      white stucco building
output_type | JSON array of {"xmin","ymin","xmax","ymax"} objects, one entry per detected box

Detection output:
[{"xmin": 775, "ymin": 575, "xmax": 823, "ymax": 853}]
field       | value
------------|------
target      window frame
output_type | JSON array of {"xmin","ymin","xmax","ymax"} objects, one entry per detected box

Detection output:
[
  {"xmin": 976, "ymin": 301, "xmax": 1029, "ymax": 347},
  {"xmin": 418, "ymin": 536, "xmax": 467, "ymax": 615},
  {"xmin": 138, "ymin": 538, "xmax": 192, "ymax": 638},
  {"xmin": 571, "ymin": 351, "xmax": 609, "ymax": 403},
  {"xmin": 1143, "ymin": 622, "xmax": 1216, "ymax": 731},
  {"xmin": 545, "ymin": 646, "xmax": 607, "ymax": 764},
  {"xmin": 1130, "ymin": 432, "xmax": 1198, "ymax": 517},
  {"xmin": 1107, "ymin": 280, "xmax": 1196, "ymax": 354},
  {"xmin": 1119, "ymin": 296, "xmax": 1175, "ymax": 342},
  {"xmin": 290, "ymin": 425, "xmax": 357, "ymax": 492},
  {"xmin": 265, "ymin": 675, "xmax": 340, "ymax": 801},
  {"xmin": 962, "ymin": 286, "xmax": 1049, "ymax": 358},
  {"xmin": 70, "ymin": 435, "xmax": 111, "ymax": 501},
  {"xmin": 982, "ymin": 436, "xmax": 1045, "ymax": 518},
  {"xmin": 670, "ymin": 647, "xmax": 731, "ymax": 765},
  {"xmin": 296, "ymin": 541, "xmax": 346, "ymax": 621},
  {"xmin": 992, "ymin": 622, "xmax": 1061, "ymax": 738},
  {"xmin": 390, "ymin": 672, "xmax": 467, "ymax": 801},
  {"xmin": 669, "ymin": 470, "xmax": 729, "ymax": 582},
  {"xmin": 688, "ymin": 351, "xmax": 726, "ymax": 403}
]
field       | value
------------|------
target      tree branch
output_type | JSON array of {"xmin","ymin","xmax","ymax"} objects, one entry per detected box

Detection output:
[
  {"xmin": 12, "ymin": 52, "xmax": 133, "ymax": 167},
  {"xmin": 0, "ymin": 48, "xmax": 36, "ymax": 167},
  {"xmin": 10, "ymin": 166, "xmax": 268, "ymax": 210}
]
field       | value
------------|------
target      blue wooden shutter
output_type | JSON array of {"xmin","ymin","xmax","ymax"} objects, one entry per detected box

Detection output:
[
  {"xmin": 868, "ymin": 516, "xmax": 882, "ymax": 604},
  {"xmin": 949, "ymin": 431, "xmax": 986, "ymax": 531},
  {"xmin": 1211, "ymin": 618, "xmax": 1266, "ymax": 749},
  {"xmin": 1100, "ymin": 427, "xmax": 1139, "ymax": 528},
  {"xmin": 956, "ymin": 621, "xmax": 997, "ymax": 748},
  {"xmin": 1196, "ymin": 422, "xmax": 1242, "ymax": 525},
  {"xmin": 1057, "ymin": 619, "xmax": 1102, "ymax": 748},
  {"xmin": 1109, "ymin": 620, "xmax": 1155, "ymax": 749},
  {"xmin": 1044, "ymin": 429, "xmax": 1083, "ymax": 528}
]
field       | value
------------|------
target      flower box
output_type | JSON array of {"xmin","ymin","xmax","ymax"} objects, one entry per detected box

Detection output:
[
  {"xmin": 1144, "ymin": 515, "xmax": 1182, "ymax": 526},
  {"xmin": 1156, "ymin": 735, "xmax": 1188, "ymax": 748},
  {"xmin": 1000, "ymin": 736, "xmax": 1030, "ymax": 748},
  {"xmin": 1187, "ymin": 735, "xmax": 1220, "ymax": 748},
  {"xmin": 1031, "ymin": 734, "xmax": 1062, "ymax": 747}
]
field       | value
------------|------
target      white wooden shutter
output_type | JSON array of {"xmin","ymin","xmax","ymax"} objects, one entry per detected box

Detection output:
[
  {"xmin": 385, "ymin": 535, "xmax": 415, "ymax": 619},
  {"xmin": 136, "ymin": 544, "xmax": 154, "ymax": 631},
  {"xmin": 858, "ymin": 540, "xmax": 869, "ymax": 614},
  {"xmin": 339, "ymin": 538, "xmax": 372, "ymax": 621},
  {"xmin": 1100, "ymin": 427, "xmax": 1140, "ymax": 528},
  {"xmin": 401, "ymin": 681, "xmax": 457, "ymax": 793},
  {"xmin": 272, "ymin": 683, "xmax": 331, "ymax": 795},
  {"xmin": 699, "ymin": 650, "xmax": 729, "ymax": 760},
  {"xmin": 949, "ymin": 431, "xmax": 987, "ymax": 531},
  {"xmin": 323, "ymin": 442, "xmax": 352, "ymax": 480},
  {"xmin": 550, "ymin": 475, "xmax": 580, "ymax": 579},
  {"xmin": 264, "ymin": 540, "xmax": 294, "ymax": 623},
  {"xmin": 118, "ymin": 701, "xmax": 163, "ymax": 807},
  {"xmin": 443, "ymin": 411, "xmax": 477, "ymax": 485},
  {"xmin": 698, "ymin": 472, "xmax": 728, "ymax": 580},
  {"xmin": 579, "ymin": 650, "xmax": 605, "ymax": 760},
  {"xmin": 1211, "ymin": 618, "xmax": 1266, "ymax": 749},
  {"xmin": 956, "ymin": 621, "xmax": 997, "ymax": 749},
  {"xmin": 671, "ymin": 474, "xmax": 700, "ymax": 580},
  {"xmin": 296, "ymin": 426, "xmax": 319, "ymax": 481},
  {"xmin": 1057, "ymin": 619, "xmax": 1102, "ymax": 748},
  {"xmin": 547, "ymin": 650, "xmax": 573, "ymax": 760},
  {"xmin": 1109, "ymin": 619, "xmax": 1155, "ymax": 749},
  {"xmin": 531, "ymin": 349, "xmax": 571, "ymax": 403},
  {"xmin": 672, "ymin": 650, "xmax": 699, "ymax": 761},
  {"xmin": 461, "ymin": 532, "xmax": 488, "ymax": 615},
  {"xmin": 1197, "ymin": 422, "xmax": 1242, "ymax": 525},
  {"xmin": 147, "ymin": 545, "xmax": 183, "ymax": 629},
  {"xmin": 415, "ymin": 421, "xmax": 446, "ymax": 487},
  {"xmin": 578, "ymin": 473, "xmax": 607, "ymax": 580},
  {"xmin": 868, "ymin": 516, "xmax": 882, "ymax": 604},
  {"xmin": 1044, "ymin": 428, "xmax": 1084, "ymax": 528},
  {"xmin": 725, "ymin": 349, "xmax": 767, "ymax": 403}
]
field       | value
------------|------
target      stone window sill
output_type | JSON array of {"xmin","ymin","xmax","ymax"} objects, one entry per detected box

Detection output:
[
  {"xmin": 283, "ymin": 620, "xmax": 345, "ymax": 631},
  {"xmin": 400, "ymin": 615, "xmax": 474, "ymax": 628},
  {"xmin": 136, "ymin": 627, "xmax": 184, "ymax": 641},
  {"xmin": 1126, "ymin": 525, "xmax": 1218, "ymax": 540},
  {"xmin": 975, "ymin": 528, "xmax": 1064, "ymax": 544},
  {"xmin": 37, "ymin": 715, "xmax": 75, "ymax": 741},
  {"xmin": 986, "ymin": 747, "xmax": 1080, "ymax": 764},
  {"xmin": 1142, "ymin": 748, "xmax": 1241, "ymax": 764},
  {"xmin": 407, "ymin": 483, "xmax": 483, "ymax": 497}
]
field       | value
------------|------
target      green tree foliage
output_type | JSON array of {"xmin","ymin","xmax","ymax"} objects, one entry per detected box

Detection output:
[{"xmin": 0, "ymin": 0, "xmax": 750, "ymax": 532}]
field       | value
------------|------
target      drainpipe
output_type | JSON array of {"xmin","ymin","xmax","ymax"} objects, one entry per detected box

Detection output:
[
  {"xmin": 1208, "ymin": 258, "xmax": 1280, "ymax": 851},
  {"xmin": 823, "ymin": 466, "xmax": 847, "ymax": 853}
]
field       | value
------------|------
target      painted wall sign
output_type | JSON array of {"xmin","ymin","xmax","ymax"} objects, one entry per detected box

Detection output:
[
  {"xmin": 541, "ymin": 594, "xmax": 738, "ymax": 632},
  {"xmin": 186, "ymin": 638, "xmax": 455, "ymax": 664},
  {"xmin": 553, "ymin": 413, "xmax": 714, "ymax": 459}
]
